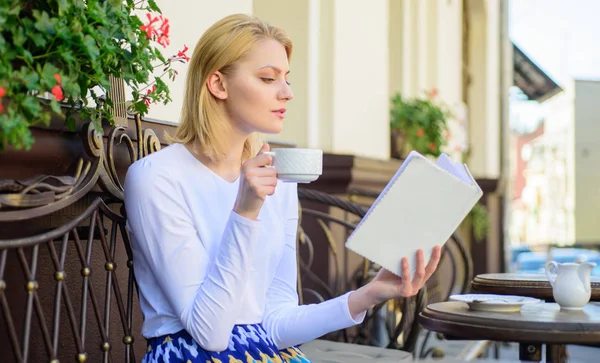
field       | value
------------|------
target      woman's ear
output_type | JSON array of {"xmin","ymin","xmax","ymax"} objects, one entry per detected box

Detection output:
[{"xmin": 206, "ymin": 71, "xmax": 228, "ymax": 100}]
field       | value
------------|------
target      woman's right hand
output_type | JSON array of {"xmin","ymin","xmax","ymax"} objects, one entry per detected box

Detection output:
[{"xmin": 233, "ymin": 143, "xmax": 277, "ymax": 220}]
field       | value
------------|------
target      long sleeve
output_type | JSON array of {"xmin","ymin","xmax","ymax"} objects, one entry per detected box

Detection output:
[
  {"xmin": 262, "ymin": 183, "xmax": 366, "ymax": 349},
  {"xmin": 124, "ymin": 161, "xmax": 260, "ymax": 352}
]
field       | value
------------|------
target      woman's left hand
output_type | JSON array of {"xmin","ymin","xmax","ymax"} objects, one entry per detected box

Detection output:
[
  {"xmin": 368, "ymin": 246, "xmax": 442, "ymax": 302},
  {"xmin": 348, "ymin": 246, "xmax": 442, "ymax": 318}
]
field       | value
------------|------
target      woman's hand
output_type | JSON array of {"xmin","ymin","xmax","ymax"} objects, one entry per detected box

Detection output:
[
  {"xmin": 233, "ymin": 143, "xmax": 277, "ymax": 220},
  {"xmin": 348, "ymin": 246, "xmax": 442, "ymax": 318}
]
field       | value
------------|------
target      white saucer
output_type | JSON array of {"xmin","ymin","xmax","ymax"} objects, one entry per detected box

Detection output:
[
  {"xmin": 277, "ymin": 173, "xmax": 321, "ymax": 183},
  {"xmin": 449, "ymin": 294, "xmax": 541, "ymax": 312}
]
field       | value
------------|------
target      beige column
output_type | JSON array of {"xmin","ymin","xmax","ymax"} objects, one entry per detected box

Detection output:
[
  {"xmin": 401, "ymin": 0, "xmax": 417, "ymax": 97},
  {"xmin": 417, "ymin": 0, "xmax": 439, "ymax": 94},
  {"xmin": 466, "ymin": 0, "xmax": 502, "ymax": 179},
  {"xmin": 485, "ymin": 0, "xmax": 501, "ymax": 178},
  {"xmin": 436, "ymin": 0, "xmax": 463, "ymax": 105},
  {"xmin": 388, "ymin": 0, "xmax": 404, "ymax": 98}
]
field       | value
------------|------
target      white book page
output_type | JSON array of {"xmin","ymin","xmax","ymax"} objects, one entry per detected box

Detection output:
[{"xmin": 436, "ymin": 153, "xmax": 473, "ymax": 185}]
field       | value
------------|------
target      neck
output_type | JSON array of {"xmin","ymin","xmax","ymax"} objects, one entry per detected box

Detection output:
[{"xmin": 187, "ymin": 133, "xmax": 248, "ymax": 183}]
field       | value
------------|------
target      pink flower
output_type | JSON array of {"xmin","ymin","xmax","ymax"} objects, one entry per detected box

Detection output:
[
  {"xmin": 416, "ymin": 128, "xmax": 424, "ymax": 137},
  {"xmin": 428, "ymin": 142, "xmax": 437, "ymax": 151}
]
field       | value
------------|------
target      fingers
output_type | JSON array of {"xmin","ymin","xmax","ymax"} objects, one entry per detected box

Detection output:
[
  {"xmin": 243, "ymin": 152, "xmax": 273, "ymax": 169},
  {"xmin": 411, "ymin": 249, "xmax": 426, "ymax": 288},
  {"xmin": 259, "ymin": 142, "xmax": 270, "ymax": 154},
  {"xmin": 400, "ymin": 257, "xmax": 412, "ymax": 295},
  {"xmin": 424, "ymin": 245, "xmax": 442, "ymax": 279}
]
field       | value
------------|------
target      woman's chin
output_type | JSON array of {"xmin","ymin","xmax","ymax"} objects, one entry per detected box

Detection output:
[{"xmin": 258, "ymin": 123, "xmax": 284, "ymax": 135}]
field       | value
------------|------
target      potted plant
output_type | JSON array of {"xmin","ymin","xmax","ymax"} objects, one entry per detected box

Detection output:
[
  {"xmin": 389, "ymin": 88, "xmax": 452, "ymax": 159},
  {"xmin": 0, "ymin": 0, "xmax": 189, "ymax": 152}
]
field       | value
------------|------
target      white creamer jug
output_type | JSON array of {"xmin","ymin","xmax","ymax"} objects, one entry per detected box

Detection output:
[{"xmin": 545, "ymin": 261, "xmax": 596, "ymax": 310}]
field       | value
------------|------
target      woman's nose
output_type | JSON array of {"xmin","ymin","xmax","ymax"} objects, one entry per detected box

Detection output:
[{"xmin": 278, "ymin": 82, "xmax": 294, "ymax": 101}]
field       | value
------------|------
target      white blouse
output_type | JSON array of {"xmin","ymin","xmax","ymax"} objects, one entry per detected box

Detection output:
[{"xmin": 123, "ymin": 143, "xmax": 364, "ymax": 352}]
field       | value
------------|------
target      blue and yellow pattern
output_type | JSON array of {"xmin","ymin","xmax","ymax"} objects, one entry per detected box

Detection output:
[{"xmin": 143, "ymin": 324, "xmax": 312, "ymax": 363}]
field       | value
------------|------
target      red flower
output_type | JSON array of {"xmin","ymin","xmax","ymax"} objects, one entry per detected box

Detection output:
[
  {"xmin": 416, "ymin": 128, "xmax": 424, "ymax": 137},
  {"xmin": 177, "ymin": 45, "xmax": 190, "ymax": 62},
  {"xmin": 54, "ymin": 73, "xmax": 61, "ymax": 85},
  {"xmin": 0, "ymin": 87, "xmax": 6, "ymax": 98},
  {"xmin": 141, "ymin": 13, "xmax": 171, "ymax": 48},
  {"xmin": 143, "ymin": 85, "xmax": 156, "ymax": 106},
  {"xmin": 157, "ymin": 32, "xmax": 170, "ymax": 47},
  {"xmin": 51, "ymin": 85, "xmax": 64, "ymax": 101},
  {"xmin": 159, "ymin": 16, "xmax": 170, "ymax": 35},
  {"xmin": 140, "ymin": 13, "xmax": 160, "ymax": 39},
  {"xmin": 428, "ymin": 142, "xmax": 437, "ymax": 151},
  {"xmin": 429, "ymin": 88, "xmax": 438, "ymax": 99}
]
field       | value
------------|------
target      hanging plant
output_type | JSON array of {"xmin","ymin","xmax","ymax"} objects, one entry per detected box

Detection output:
[
  {"xmin": 0, "ymin": 0, "xmax": 190, "ymax": 152},
  {"xmin": 390, "ymin": 88, "xmax": 453, "ymax": 158}
]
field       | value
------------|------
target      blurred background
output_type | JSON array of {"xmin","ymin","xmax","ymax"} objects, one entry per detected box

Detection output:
[{"xmin": 148, "ymin": 0, "xmax": 600, "ymax": 276}]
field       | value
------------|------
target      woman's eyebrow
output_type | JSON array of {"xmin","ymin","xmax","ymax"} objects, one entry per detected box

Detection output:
[{"xmin": 258, "ymin": 65, "xmax": 291, "ymax": 75}]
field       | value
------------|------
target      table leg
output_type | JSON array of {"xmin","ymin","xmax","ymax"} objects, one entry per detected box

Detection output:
[
  {"xmin": 546, "ymin": 344, "xmax": 568, "ymax": 363},
  {"xmin": 519, "ymin": 343, "xmax": 542, "ymax": 362}
]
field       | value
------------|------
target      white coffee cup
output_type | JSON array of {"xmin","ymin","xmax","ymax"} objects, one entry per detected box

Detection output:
[{"xmin": 262, "ymin": 148, "xmax": 323, "ymax": 183}]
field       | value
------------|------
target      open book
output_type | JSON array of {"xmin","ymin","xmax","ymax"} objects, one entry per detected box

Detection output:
[{"xmin": 345, "ymin": 150, "xmax": 483, "ymax": 277}]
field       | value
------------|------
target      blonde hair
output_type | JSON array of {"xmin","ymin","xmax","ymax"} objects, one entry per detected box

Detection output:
[{"xmin": 171, "ymin": 14, "xmax": 293, "ymax": 162}]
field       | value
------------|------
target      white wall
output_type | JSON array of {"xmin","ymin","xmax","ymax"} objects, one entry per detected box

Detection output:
[
  {"xmin": 574, "ymin": 80, "xmax": 600, "ymax": 243},
  {"xmin": 253, "ymin": 0, "xmax": 310, "ymax": 148},
  {"xmin": 330, "ymin": 0, "xmax": 390, "ymax": 158},
  {"xmin": 146, "ymin": 0, "xmax": 253, "ymax": 124}
]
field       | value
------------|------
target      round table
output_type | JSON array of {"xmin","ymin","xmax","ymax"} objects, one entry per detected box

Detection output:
[
  {"xmin": 419, "ymin": 301, "xmax": 600, "ymax": 362},
  {"xmin": 471, "ymin": 273, "xmax": 600, "ymax": 301}
]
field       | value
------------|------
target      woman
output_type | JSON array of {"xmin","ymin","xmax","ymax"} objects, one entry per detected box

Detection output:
[{"xmin": 124, "ymin": 14, "xmax": 442, "ymax": 363}]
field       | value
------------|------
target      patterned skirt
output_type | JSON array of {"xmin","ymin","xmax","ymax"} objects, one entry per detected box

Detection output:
[{"xmin": 142, "ymin": 324, "xmax": 312, "ymax": 363}]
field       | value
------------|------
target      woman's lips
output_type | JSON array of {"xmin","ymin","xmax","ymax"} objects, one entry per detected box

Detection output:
[{"xmin": 272, "ymin": 108, "xmax": 286, "ymax": 119}]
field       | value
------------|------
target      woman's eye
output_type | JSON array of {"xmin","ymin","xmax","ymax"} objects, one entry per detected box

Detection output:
[{"xmin": 261, "ymin": 78, "xmax": 275, "ymax": 83}]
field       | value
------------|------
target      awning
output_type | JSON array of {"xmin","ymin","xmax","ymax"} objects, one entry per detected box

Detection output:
[{"xmin": 513, "ymin": 43, "xmax": 562, "ymax": 102}]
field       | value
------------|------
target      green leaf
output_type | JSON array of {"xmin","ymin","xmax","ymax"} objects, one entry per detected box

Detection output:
[
  {"xmin": 33, "ymin": 10, "xmax": 55, "ymax": 35},
  {"xmin": 50, "ymin": 99, "xmax": 62, "ymax": 114},
  {"xmin": 83, "ymin": 34, "xmax": 100, "ymax": 60},
  {"xmin": 22, "ymin": 50, "xmax": 33, "ymax": 64},
  {"xmin": 65, "ymin": 116, "xmax": 77, "ymax": 131},
  {"xmin": 20, "ymin": 95, "xmax": 42, "ymax": 117},
  {"xmin": 147, "ymin": 0, "xmax": 161, "ymax": 12},
  {"xmin": 57, "ymin": 0, "xmax": 69, "ymax": 16},
  {"xmin": 41, "ymin": 62, "xmax": 60, "ymax": 86},
  {"xmin": 20, "ymin": 70, "xmax": 40, "ymax": 89},
  {"xmin": 12, "ymin": 27, "xmax": 26, "ymax": 47},
  {"xmin": 28, "ymin": 32, "xmax": 47, "ymax": 47}
]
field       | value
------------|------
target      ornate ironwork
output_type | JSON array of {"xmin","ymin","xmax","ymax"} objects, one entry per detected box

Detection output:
[
  {"xmin": 297, "ymin": 188, "xmax": 429, "ymax": 351},
  {"xmin": 0, "ymin": 114, "xmax": 159, "ymax": 222},
  {"xmin": 0, "ymin": 114, "xmax": 160, "ymax": 362}
]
